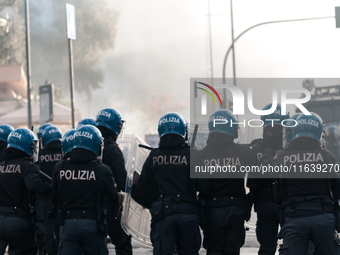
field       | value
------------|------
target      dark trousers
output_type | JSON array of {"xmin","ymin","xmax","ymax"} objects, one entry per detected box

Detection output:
[
  {"xmin": 153, "ymin": 213, "xmax": 201, "ymax": 255},
  {"xmin": 255, "ymin": 202, "xmax": 279, "ymax": 255},
  {"xmin": 59, "ymin": 218, "xmax": 108, "ymax": 255},
  {"xmin": 203, "ymin": 206, "xmax": 245, "ymax": 255},
  {"xmin": 107, "ymin": 202, "xmax": 132, "ymax": 254},
  {"xmin": 43, "ymin": 197, "xmax": 58, "ymax": 255},
  {"xmin": 0, "ymin": 215, "xmax": 37, "ymax": 255},
  {"xmin": 279, "ymin": 213, "xmax": 339, "ymax": 255},
  {"xmin": 36, "ymin": 194, "xmax": 46, "ymax": 254}
]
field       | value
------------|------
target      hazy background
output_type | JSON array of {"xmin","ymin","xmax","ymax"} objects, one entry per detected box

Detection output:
[{"xmin": 26, "ymin": 0, "xmax": 340, "ymax": 137}]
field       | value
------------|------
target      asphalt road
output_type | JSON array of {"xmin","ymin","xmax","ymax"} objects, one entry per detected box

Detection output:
[
  {"xmin": 107, "ymin": 233, "xmax": 280, "ymax": 254},
  {"xmin": 107, "ymin": 244, "xmax": 261, "ymax": 254}
]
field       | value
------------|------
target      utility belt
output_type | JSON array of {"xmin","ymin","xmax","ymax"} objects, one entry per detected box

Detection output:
[
  {"xmin": 59, "ymin": 210, "xmax": 97, "ymax": 221},
  {"xmin": 282, "ymin": 195, "xmax": 334, "ymax": 212},
  {"xmin": 282, "ymin": 202, "xmax": 334, "ymax": 214},
  {"xmin": 279, "ymin": 196, "xmax": 334, "ymax": 224},
  {"xmin": 57, "ymin": 210, "xmax": 98, "ymax": 226},
  {"xmin": 150, "ymin": 195, "xmax": 198, "ymax": 221},
  {"xmin": 155, "ymin": 194, "xmax": 197, "ymax": 204},
  {"xmin": 58, "ymin": 208, "xmax": 108, "ymax": 236},
  {"xmin": 0, "ymin": 206, "xmax": 31, "ymax": 220},
  {"xmin": 205, "ymin": 196, "xmax": 246, "ymax": 207}
]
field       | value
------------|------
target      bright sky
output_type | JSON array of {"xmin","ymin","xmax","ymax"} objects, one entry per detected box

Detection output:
[
  {"xmin": 108, "ymin": 0, "xmax": 340, "ymax": 77},
  {"xmin": 78, "ymin": 0, "xmax": 340, "ymax": 136}
]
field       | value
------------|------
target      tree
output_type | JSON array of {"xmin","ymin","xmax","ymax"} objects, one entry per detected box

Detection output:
[
  {"xmin": 29, "ymin": 0, "xmax": 118, "ymax": 98},
  {"xmin": 0, "ymin": 0, "xmax": 25, "ymax": 66}
]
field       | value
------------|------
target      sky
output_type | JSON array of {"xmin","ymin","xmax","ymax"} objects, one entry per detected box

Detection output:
[{"xmin": 74, "ymin": 0, "xmax": 340, "ymax": 137}]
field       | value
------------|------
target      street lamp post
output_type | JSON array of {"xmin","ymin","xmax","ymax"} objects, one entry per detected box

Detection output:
[
  {"xmin": 24, "ymin": 0, "xmax": 32, "ymax": 129},
  {"xmin": 222, "ymin": 16, "xmax": 335, "ymax": 85},
  {"xmin": 221, "ymin": 15, "xmax": 334, "ymax": 109},
  {"xmin": 230, "ymin": 0, "xmax": 236, "ymax": 87}
]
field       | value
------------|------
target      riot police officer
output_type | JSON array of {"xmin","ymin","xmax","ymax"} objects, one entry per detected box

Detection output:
[
  {"xmin": 197, "ymin": 109, "xmax": 257, "ymax": 255},
  {"xmin": 39, "ymin": 125, "xmax": 63, "ymax": 181},
  {"xmin": 0, "ymin": 128, "xmax": 53, "ymax": 255},
  {"xmin": 51, "ymin": 129, "xmax": 77, "ymax": 184},
  {"xmin": 61, "ymin": 129, "xmax": 76, "ymax": 159},
  {"xmin": 36, "ymin": 122, "xmax": 54, "ymax": 255},
  {"xmin": 274, "ymin": 113, "xmax": 340, "ymax": 255},
  {"xmin": 51, "ymin": 129, "xmax": 77, "ymax": 191},
  {"xmin": 0, "ymin": 124, "xmax": 14, "ymax": 158},
  {"xmin": 39, "ymin": 125, "xmax": 63, "ymax": 255},
  {"xmin": 76, "ymin": 118, "xmax": 96, "ymax": 129},
  {"xmin": 247, "ymin": 104, "xmax": 288, "ymax": 255},
  {"xmin": 282, "ymin": 113, "xmax": 301, "ymax": 149},
  {"xmin": 50, "ymin": 129, "xmax": 77, "ymax": 252},
  {"xmin": 52, "ymin": 125, "xmax": 118, "ymax": 255},
  {"xmin": 0, "ymin": 125, "xmax": 16, "ymax": 255},
  {"xmin": 37, "ymin": 123, "xmax": 54, "ymax": 142},
  {"xmin": 95, "ymin": 108, "xmax": 132, "ymax": 255},
  {"xmin": 133, "ymin": 112, "xmax": 208, "ymax": 255}
]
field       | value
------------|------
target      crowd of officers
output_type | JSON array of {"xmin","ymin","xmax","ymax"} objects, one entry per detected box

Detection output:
[
  {"xmin": 0, "ymin": 104, "xmax": 340, "ymax": 255},
  {"xmin": 0, "ymin": 108, "xmax": 131, "ymax": 255}
]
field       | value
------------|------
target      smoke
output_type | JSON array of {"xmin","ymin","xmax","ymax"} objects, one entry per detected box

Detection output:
[{"xmin": 29, "ymin": 0, "xmax": 118, "ymax": 98}]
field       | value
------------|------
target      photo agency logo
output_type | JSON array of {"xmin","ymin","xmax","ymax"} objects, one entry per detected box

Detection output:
[
  {"xmin": 196, "ymin": 82, "xmax": 223, "ymax": 115},
  {"xmin": 197, "ymin": 83, "xmax": 312, "ymax": 128}
]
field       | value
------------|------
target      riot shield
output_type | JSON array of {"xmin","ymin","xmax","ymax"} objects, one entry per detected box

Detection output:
[{"xmin": 117, "ymin": 134, "xmax": 153, "ymax": 248}]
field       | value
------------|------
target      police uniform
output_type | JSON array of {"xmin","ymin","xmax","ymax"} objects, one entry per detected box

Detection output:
[
  {"xmin": 39, "ymin": 145, "xmax": 62, "ymax": 180},
  {"xmin": 52, "ymin": 125, "xmax": 118, "ymax": 255},
  {"xmin": 0, "ymin": 124, "xmax": 14, "ymax": 160},
  {"xmin": 104, "ymin": 137, "xmax": 132, "ymax": 248},
  {"xmin": 135, "ymin": 134, "xmax": 206, "ymax": 255},
  {"xmin": 134, "ymin": 112, "xmax": 207, "ymax": 255},
  {"xmin": 0, "ymin": 142, "xmax": 6, "ymax": 159},
  {"xmin": 38, "ymin": 127, "xmax": 63, "ymax": 255},
  {"xmin": 0, "ymin": 140, "xmax": 11, "ymax": 255},
  {"xmin": 95, "ymin": 108, "xmax": 132, "ymax": 254},
  {"xmin": 102, "ymin": 137, "xmax": 126, "ymax": 192},
  {"xmin": 275, "ymin": 139, "xmax": 340, "ymax": 254},
  {"xmin": 246, "ymin": 104, "xmax": 288, "ymax": 255},
  {"xmin": 35, "ymin": 123, "xmax": 55, "ymax": 255},
  {"xmin": 0, "ymin": 129, "xmax": 52, "ymax": 255},
  {"xmin": 199, "ymin": 132, "xmax": 257, "ymax": 255},
  {"xmin": 50, "ymin": 128, "xmax": 77, "ymax": 254},
  {"xmin": 247, "ymin": 138, "xmax": 280, "ymax": 255},
  {"xmin": 274, "ymin": 113, "xmax": 340, "ymax": 255}
]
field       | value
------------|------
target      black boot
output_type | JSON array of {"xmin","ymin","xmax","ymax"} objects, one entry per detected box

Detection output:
[{"xmin": 115, "ymin": 237, "xmax": 132, "ymax": 255}]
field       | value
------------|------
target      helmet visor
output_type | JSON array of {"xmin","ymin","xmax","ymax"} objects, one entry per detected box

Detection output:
[
  {"xmin": 96, "ymin": 139, "xmax": 104, "ymax": 162},
  {"xmin": 31, "ymin": 140, "xmax": 39, "ymax": 162}
]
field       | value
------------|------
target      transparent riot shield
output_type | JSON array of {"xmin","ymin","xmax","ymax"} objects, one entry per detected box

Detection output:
[{"xmin": 117, "ymin": 134, "xmax": 153, "ymax": 248}]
